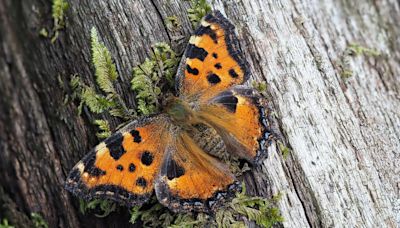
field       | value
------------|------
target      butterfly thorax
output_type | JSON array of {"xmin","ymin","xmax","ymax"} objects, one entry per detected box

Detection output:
[{"xmin": 164, "ymin": 96, "xmax": 197, "ymax": 127}]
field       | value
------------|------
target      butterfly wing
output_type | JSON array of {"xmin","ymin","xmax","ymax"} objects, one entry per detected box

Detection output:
[
  {"xmin": 176, "ymin": 11, "xmax": 249, "ymax": 102},
  {"xmin": 197, "ymin": 88, "xmax": 270, "ymax": 163},
  {"xmin": 65, "ymin": 115, "xmax": 171, "ymax": 207},
  {"xmin": 155, "ymin": 133, "xmax": 240, "ymax": 212}
]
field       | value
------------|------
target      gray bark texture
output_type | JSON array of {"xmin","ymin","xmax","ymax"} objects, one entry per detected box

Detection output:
[{"xmin": 0, "ymin": 0, "xmax": 399, "ymax": 227}]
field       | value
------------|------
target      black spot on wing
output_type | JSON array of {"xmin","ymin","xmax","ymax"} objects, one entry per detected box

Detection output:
[
  {"xmin": 229, "ymin": 69, "xmax": 239, "ymax": 78},
  {"xmin": 186, "ymin": 65, "xmax": 199, "ymax": 75},
  {"xmin": 214, "ymin": 63, "xmax": 222, "ymax": 69},
  {"xmin": 130, "ymin": 130, "xmax": 142, "ymax": 143},
  {"xmin": 141, "ymin": 151, "xmax": 153, "ymax": 166},
  {"xmin": 105, "ymin": 133, "xmax": 126, "ymax": 160},
  {"xmin": 195, "ymin": 26, "xmax": 218, "ymax": 43},
  {"xmin": 82, "ymin": 151, "xmax": 106, "ymax": 176},
  {"xmin": 116, "ymin": 164, "xmax": 123, "ymax": 171},
  {"xmin": 186, "ymin": 44, "xmax": 208, "ymax": 61},
  {"xmin": 207, "ymin": 73, "xmax": 221, "ymax": 84},
  {"xmin": 136, "ymin": 177, "xmax": 147, "ymax": 188},
  {"xmin": 166, "ymin": 159, "xmax": 185, "ymax": 180},
  {"xmin": 129, "ymin": 163, "xmax": 136, "ymax": 172},
  {"xmin": 212, "ymin": 53, "xmax": 218, "ymax": 58},
  {"xmin": 214, "ymin": 91, "xmax": 238, "ymax": 113},
  {"xmin": 88, "ymin": 167, "xmax": 106, "ymax": 176}
]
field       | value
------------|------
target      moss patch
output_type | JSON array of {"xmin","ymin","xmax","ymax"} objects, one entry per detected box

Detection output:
[
  {"xmin": 278, "ymin": 141, "xmax": 290, "ymax": 159},
  {"xmin": 41, "ymin": 0, "xmax": 69, "ymax": 42},
  {"xmin": 187, "ymin": 0, "xmax": 212, "ymax": 27},
  {"xmin": 339, "ymin": 43, "xmax": 381, "ymax": 79},
  {"xmin": 0, "ymin": 219, "xmax": 14, "ymax": 228},
  {"xmin": 79, "ymin": 199, "xmax": 117, "ymax": 218},
  {"xmin": 30, "ymin": 213, "xmax": 48, "ymax": 228},
  {"xmin": 129, "ymin": 183, "xmax": 283, "ymax": 228}
]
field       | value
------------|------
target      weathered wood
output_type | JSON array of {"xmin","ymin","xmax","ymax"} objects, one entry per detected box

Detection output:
[{"xmin": 0, "ymin": 0, "xmax": 398, "ymax": 227}]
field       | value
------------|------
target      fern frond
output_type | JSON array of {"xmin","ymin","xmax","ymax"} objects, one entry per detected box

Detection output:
[
  {"xmin": 131, "ymin": 42, "xmax": 178, "ymax": 115},
  {"xmin": 81, "ymin": 87, "xmax": 115, "ymax": 113},
  {"xmin": 91, "ymin": 28, "xmax": 118, "ymax": 94},
  {"xmin": 93, "ymin": 119, "xmax": 112, "ymax": 139}
]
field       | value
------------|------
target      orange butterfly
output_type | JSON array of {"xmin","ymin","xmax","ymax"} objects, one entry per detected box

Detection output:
[{"xmin": 65, "ymin": 11, "xmax": 270, "ymax": 213}]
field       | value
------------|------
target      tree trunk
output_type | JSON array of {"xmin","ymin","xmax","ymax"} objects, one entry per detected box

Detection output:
[{"xmin": 0, "ymin": 0, "xmax": 398, "ymax": 227}]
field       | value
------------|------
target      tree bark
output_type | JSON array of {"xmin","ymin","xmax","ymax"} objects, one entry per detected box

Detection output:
[{"xmin": 0, "ymin": 0, "xmax": 399, "ymax": 227}]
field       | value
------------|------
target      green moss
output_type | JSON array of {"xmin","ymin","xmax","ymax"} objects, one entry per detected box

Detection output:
[
  {"xmin": 340, "ymin": 43, "xmax": 381, "ymax": 79},
  {"xmin": 39, "ymin": 28, "xmax": 49, "ymax": 38},
  {"xmin": 30, "ymin": 213, "xmax": 48, "ymax": 228},
  {"xmin": 218, "ymin": 183, "xmax": 284, "ymax": 228},
  {"xmin": 252, "ymin": 81, "xmax": 268, "ymax": 97},
  {"xmin": 50, "ymin": 0, "xmax": 69, "ymax": 42},
  {"xmin": 0, "ymin": 219, "xmax": 14, "ymax": 228},
  {"xmin": 128, "ymin": 183, "xmax": 283, "ymax": 228},
  {"xmin": 79, "ymin": 199, "xmax": 117, "ymax": 218},
  {"xmin": 187, "ymin": 0, "xmax": 212, "ymax": 27},
  {"xmin": 278, "ymin": 142, "xmax": 290, "ymax": 159},
  {"xmin": 252, "ymin": 81, "xmax": 267, "ymax": 92},
  {"xmin": 166, "ymin": 15, "xmax": 181, "ymax": 31},
  {"xmin": 131, "ymin": 42, "xmax": 178, "ymax": 115},
  {"xmin": 347, "ymin": 43, "xmax": 381, "ymax": 57}
]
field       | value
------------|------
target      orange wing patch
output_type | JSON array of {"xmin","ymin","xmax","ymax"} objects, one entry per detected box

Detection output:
[
  {"xmin": 65, "ymin": 115, "xmax": 171, "ymax": 207},
  {"xmin": 155, "ymin": 133, "xmax": 240, "ymax": 212},
  {"xmin": 177, "ymin": 11, "xmax": 249, "ymax": 102},
  {"xmin": 198, "ymin": 88, "xmax": 269, "ymax": 163}
]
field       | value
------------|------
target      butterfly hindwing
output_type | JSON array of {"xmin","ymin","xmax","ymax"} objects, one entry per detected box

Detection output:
[
  {"xmin": 155, "ymin": 133, "xmax": 240, "ymax": 212},
  {"xmin": 65, "ymin": 115, "xmax": 171, "ymax": 207},
  {"xmin": 198, "ymin": 88, "xmax": 269, "ymax": 163},
  {"xmin": 176, "ymin": 11, "xmax": 249, "ymax": 102}
]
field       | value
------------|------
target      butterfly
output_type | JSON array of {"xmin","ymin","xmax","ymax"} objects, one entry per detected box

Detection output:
[{"xmin": 65, "ymin": 11, "xmax": 270, "ymax": 213}]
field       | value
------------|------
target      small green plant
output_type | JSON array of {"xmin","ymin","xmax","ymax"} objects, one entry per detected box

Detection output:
[
  {"xmin": 79, "ymin": 199, "xmax": 117, "ymax": 218},
  {"xmin": 50, "ymin": 0, "xmax": 69, "ymax": 42},
  {"xmin": 0, "ymin": 219, "xmax": 14, "ymax": 228},
  {"xmin": 70, "ymin": 28, "xmax": 135, "ymax": 121},
  {"xmin": 131, "ymin": 42, "xmax": 178, "ymax": 115},
  {"xmin": 347, "ymin": 43, "xmax": 381, "ymax": 57},
  {"xmin": 31, "ymin": 213, "xmax": 48, "ymax": 228},
  {"xmin": 221, "ymin": 183, "xmax": 284, "ymax": 228},
  {"xmin": 187, "ymin": 0, "xmax": 212, "ymax": 27},
  {"xmin": 278, "ymin": 141, "xmax": 290, "ymax": 159},
  {"xmin": 166, "ymin": 15, "xmax": 181, "ymax": 31},
  {"xmin": 252, "ymin": 81, "xmax": 267, "ymax": 92},
  {"xmin": 340, "ymin": 43, "xmax": 381, "ymax": 79},
  {"xmin": 93, "ymin": 119, "xmax": 112, "ymax": 139},
  {"xmin": 129, "ymin": 197, "xmax": 209, "ymax": 227},
  {"xmin": 129, "ymin": 198, "xmax": 175, "ymax": 227},
  {"xmin": 252, "ymin": 81, "xmax": 268, "ymax": 97},
  {"xmin": 129, "ymin": 183, "xmax": 283, "ymax": 228}
]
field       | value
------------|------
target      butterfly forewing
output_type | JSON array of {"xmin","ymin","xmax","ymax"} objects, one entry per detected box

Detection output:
[{"xmin": 176, "ymin": 11, "xmax": 249, "ymax": 102}]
